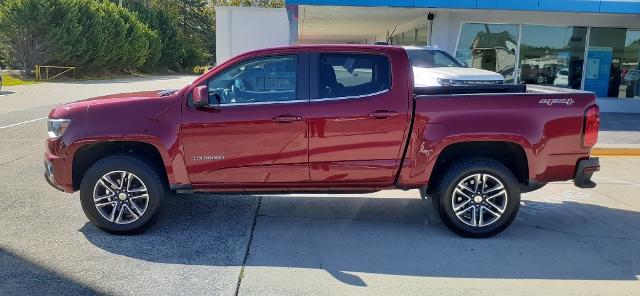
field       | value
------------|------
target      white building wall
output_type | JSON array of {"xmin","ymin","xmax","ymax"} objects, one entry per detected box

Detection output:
[
  {"xmin": 215, "ymin": 6, "xmax": 290, "ymax": 64},
  {"xmin": 430, "ymin": 11, "xmax": 451, "ymax": 50}
]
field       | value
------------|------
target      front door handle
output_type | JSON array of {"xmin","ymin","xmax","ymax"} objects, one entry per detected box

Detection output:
[
  {"xmin": 368, "ymin": 110, "xmax": 399, "ymax": 119},
  {"xmin": 273, "ymin": 114, "xmax": 303, "ymax": 123}
]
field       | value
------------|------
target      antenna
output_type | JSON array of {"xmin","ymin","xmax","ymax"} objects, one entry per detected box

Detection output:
[{"xmin": 386, "ymin": 25, "xmax": 399, "ymax": 44}]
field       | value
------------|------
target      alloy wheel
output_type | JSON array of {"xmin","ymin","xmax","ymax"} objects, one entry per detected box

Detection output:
[
  {"xmin": 92, "ymin": 170, "xmax": 149, "ymax": 224},
  {"xmin": 451, "ymin": 173, "xmax": 508, "ymax": 227}
]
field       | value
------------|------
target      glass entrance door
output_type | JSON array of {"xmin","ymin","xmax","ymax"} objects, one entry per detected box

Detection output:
[{"xmin": 585, "ymin": 28, "xmax": 640, "ymax": 98}]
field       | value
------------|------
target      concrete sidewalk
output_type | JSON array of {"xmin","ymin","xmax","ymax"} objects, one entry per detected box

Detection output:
[{"xmin": 593, "ymin": 113, "xmax": 640, "ymax": 156}]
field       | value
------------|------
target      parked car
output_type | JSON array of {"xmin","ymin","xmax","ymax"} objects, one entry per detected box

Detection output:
[
  {"xmin": 405, "ymin": 46, "xmax": 505, "ymax": 87},
  {"xmin": 0, "ymin": 66, "xmax": 3, "ymax": 90},
  {"xmin": 45, "ymin": 44, "xmax": 600, "ymax": 238},
  {"xmin": 553, "ymin": 68, "xmax": 570, "ymax": 87}
]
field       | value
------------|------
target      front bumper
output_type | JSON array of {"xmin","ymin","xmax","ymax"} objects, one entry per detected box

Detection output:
[
  {"xmin": 44, "ymin": 161, "xmax": 64, "ymax": 192},
  {"xmin": 44, "ymin": 149, "xmax": 74, "ymax": 193},
  {"xmin": 574, "ymin": 157, "xmax": 599, "ymax": 189}
]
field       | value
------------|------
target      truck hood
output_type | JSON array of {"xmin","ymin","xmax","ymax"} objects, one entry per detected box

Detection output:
[
  {"xmin": 413, "ymin": 66, "xmax": 504, "ymax": 87},
  {"xmin": 48, "ymin": 89, "xmax": 179, "ymax": 119},
  {"xmin": 75, "ymin": 89, "xmax": 175, "ymax": 104}
]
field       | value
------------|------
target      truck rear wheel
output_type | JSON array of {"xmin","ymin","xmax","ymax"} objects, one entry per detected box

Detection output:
[
  {"xmin": 79, "ymin": 154, "xmax": 165, "ymax": 234},
  {"xmin": 432, "ymin": 157, "xmax": 520, "ymax": 238}
]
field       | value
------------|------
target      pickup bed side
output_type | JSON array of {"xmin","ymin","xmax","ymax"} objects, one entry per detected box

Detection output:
[{"xmin": 397, "ymin": 91, "xmax": 597, "ymax": 189}]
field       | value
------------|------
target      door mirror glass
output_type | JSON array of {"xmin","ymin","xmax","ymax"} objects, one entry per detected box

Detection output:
[{"xmin": 192, "ymin": 85, "xmax": 209, "ymax": 107}]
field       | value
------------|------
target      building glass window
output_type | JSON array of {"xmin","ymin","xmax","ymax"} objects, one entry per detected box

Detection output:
[
  {"xmin": 586, "ymin": 28, "xmax": 640, "ymax": 98},
  {"xmin": 456, "ymin": 23, "xmax": 519, "ymax": 83},
  {"xmin": 518, "ymin": 25, "xmax": 587, "ymax": 90},
  {"xmin": 390, "ymin": 26, "xmax": 428, "ymax": 46}
]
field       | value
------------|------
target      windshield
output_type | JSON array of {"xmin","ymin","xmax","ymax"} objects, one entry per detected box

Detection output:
[{"xmin": 406, "ymin": 49, "xmax": 464, "ymax": 68}]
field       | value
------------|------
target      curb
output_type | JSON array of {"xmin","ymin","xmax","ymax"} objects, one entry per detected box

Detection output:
[{"xmin": 592, "ymin": 147, "xmax": 640, "ymax": 157}]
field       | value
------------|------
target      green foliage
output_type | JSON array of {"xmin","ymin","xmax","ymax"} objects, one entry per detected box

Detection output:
[
  {"xmin": 0, "ymin": 0, "xmax": 280, "ymax": 74},
  {"xmin": 0, "ymin": 0, "xmax": 54, "ymax": 73},
  {"xmin": 0, "ymin": 0, "xmax": 167, "ymax": 74},
  {"xmin": 125, "ymin": 0, "xmax": 214, "ymax": 70}
]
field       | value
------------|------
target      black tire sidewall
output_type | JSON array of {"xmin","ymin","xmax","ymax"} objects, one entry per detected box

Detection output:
[
  {"xmin": 435, "ymin": 158, "xmax": 520, "ymax": 238},
  {"xmin": 79, "ymin": 154, "xmax": 163, "ymax": 234}
]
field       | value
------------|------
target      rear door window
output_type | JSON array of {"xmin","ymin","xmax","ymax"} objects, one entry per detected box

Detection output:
[{"xmin": 316, "ymin": 53, "xmax": 390, "ymax": 99}]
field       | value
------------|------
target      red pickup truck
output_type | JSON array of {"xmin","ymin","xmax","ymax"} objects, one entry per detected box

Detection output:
[{"xmin": 45, "ymin": 45, "xmax": 600, "ymax": 237}]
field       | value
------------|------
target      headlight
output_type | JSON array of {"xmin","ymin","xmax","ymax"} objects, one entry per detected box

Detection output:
[{"xmin": 47, "ymin": 119, "xmax": 70, "ymax": 138}]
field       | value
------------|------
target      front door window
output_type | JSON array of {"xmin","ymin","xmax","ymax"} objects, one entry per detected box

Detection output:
[{"xmin": 208, "ymin": 56, "xmax": 298, "ymax": 104}]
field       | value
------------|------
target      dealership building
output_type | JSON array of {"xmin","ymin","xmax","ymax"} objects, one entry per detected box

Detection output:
[{"xmin": 215, "ymin": 0, "xmax": 640, "ymax": 112}]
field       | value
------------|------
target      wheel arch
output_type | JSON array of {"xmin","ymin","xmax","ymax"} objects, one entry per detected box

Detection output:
[
  {"xmin": 426, "ymin": 141, "xmax": 529, "ymax": 195},
  {"xmin": 72, "ymin": 141, "xmax": 170, "ymax": 191}
]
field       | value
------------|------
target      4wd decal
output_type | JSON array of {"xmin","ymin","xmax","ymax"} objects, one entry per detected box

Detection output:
[{"xmin": 539, "ymin": 98, "xmax": 575, "ymax": 106}]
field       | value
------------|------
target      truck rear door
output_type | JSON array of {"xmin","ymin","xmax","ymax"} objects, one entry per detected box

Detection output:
[{"xmin": 307, "ymin": 50, "xmax": 412, "ymax": 184}]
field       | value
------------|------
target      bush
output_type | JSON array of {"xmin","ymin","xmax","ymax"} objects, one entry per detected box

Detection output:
[{"xmin": 127, "ymin": 0, "xmax": 214, "ymax": 71}]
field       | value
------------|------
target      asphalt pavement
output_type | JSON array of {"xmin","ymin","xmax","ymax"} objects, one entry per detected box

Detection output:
[{"xmin": 1, "ymin": 77, "xmax": 639, "ymax": 295}]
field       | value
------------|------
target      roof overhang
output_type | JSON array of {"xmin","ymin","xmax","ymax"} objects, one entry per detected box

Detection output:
[
  {"xmin": 286, "ymin": 0, "xmax": 640, "ymax": 14},
  {"xmin": 295, "ymin": 5, "xmax": 428, "ymax": 42}
]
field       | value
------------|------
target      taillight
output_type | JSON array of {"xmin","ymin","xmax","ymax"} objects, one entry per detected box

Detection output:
[{"xmin": 582, "ymin": 105, "xmax": 600, "ymax": 148}]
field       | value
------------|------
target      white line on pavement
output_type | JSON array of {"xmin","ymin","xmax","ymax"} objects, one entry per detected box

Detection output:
[{"xmin": 0, "ymin": 117, "xmax": 47, "ymax": 129}]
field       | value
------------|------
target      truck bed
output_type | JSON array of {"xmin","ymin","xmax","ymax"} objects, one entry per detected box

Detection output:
[
  {"xmin": 413, "ymin": 84, "xmax": 590, "ymax": 96},
  {"xmin": 398, "ymin": 84, "xmax": 597, "ymax": 187}
]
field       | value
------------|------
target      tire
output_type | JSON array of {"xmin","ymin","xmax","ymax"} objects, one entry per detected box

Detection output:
[
  {"xmin": 79, "ymin": 154, "xmax": 165, "ymax": 234},
  {"xmin": 431, "ymin": 157, "xmax": 520, "ymax": 238}
]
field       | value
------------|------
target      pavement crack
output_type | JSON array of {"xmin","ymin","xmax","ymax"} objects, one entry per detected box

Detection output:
[
  {"xmin": 516, "ymin": 224, "xmax": 640, "ymax": 242},
  {"xmin": 234, "ymin": 196, "xmax": 262, "ymax": 296},
  {"xmin": 0, "ymin": 152, "xmax": 37, "ymax": 166}
]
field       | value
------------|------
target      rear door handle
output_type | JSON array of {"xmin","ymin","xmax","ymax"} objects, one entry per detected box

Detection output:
[
  {"xmin": 273, "ymin": 114, "xmax": 303, "ymax": 123},
  {"xmin": 368, "ymin": 110, "xmax": 399, "ymax": 119}
]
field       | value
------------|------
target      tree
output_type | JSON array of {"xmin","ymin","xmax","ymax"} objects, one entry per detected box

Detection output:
[{"xmin": 0, "ymin": 0, "xmax": 54, "ymax": 73}]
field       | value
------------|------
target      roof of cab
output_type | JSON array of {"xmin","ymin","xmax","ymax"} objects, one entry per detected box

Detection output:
[{"xmin": 240, "ymin": 43, "xmax": 407, "ymax": 55}]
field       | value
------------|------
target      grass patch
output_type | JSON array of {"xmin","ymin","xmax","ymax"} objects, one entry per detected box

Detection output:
[{"xmin": 2, "ymin": 74, "xmax": 37, "ymax": 86}]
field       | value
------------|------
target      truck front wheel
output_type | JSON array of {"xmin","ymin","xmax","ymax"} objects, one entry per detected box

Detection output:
[
  {"xmin": 432, "ymin": 157, "xmax": 520, "ymax": 238},
  {"xmin": 79, "ymin": 154, "xmax": 164, "ymax": 234}
]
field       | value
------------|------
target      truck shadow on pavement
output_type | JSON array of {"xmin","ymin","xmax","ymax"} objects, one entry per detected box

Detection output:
[
  {"xmin": 80, "ymin": 194, "xmax": 640, "ymax": 285},
  {"xmin": 0, "ymin": 247, "xmax": 99, "ymax": 295}
]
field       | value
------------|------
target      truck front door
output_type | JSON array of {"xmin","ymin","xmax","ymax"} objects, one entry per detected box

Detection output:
[{"xmin": 181, "ymin": 53, "xmax": 310, "ymax": 187}]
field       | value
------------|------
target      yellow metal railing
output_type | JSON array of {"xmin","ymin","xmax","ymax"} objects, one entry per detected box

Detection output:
[
  {"xmin": 35, "ymin": 65, "xmax": 76, "ymax": 80},
  {"xmin": 193, "ymin": 65, "xmax": 214, "ymax": 74}
]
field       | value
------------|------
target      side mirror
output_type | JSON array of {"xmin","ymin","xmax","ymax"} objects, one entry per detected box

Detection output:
[{"xmin": 192, "ymin": 85, "xmax": 209, "ymax": 107}]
